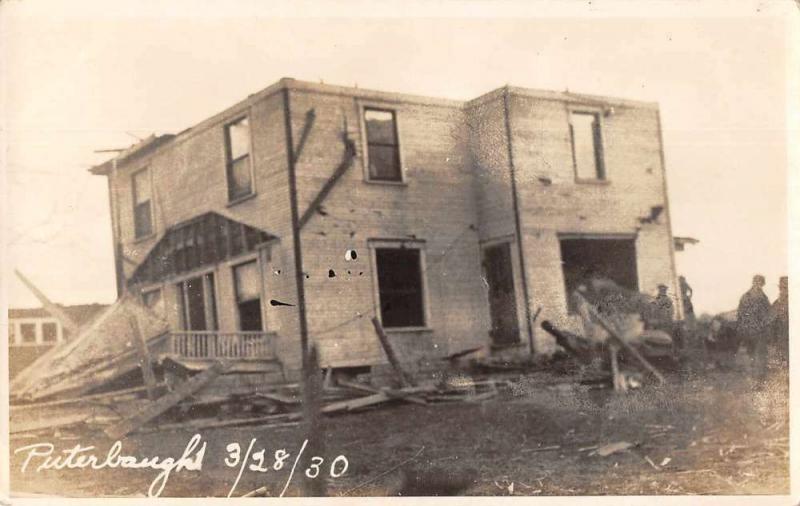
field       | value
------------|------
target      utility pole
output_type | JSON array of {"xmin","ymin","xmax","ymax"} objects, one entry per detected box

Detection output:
[{"xmin": 282, "ymin": 87, "xmax": 311, "ymax": 373}]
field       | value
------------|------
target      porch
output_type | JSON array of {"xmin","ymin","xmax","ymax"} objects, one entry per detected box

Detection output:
[{"xmin": 166, "ymin": 330, "xmax": 278, "ymax": 360}]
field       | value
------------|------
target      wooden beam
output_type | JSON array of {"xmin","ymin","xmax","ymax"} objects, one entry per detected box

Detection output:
[
  {"xmin": 293, "ymin": 108, "xmax": 317, "ymax": 164},
  {"xmin": 129, "ymin": 314, "xmax": 158, "ymax": 400},
  {"xmin": 301, "ymin": 345, "xmax": 326, "ymax": 496},
  {"xmin": 14, "ymin": 270, "xmax": 79, "ymax": 335},
  {"xmin": 11, "ymin": 383, "xmax": 166, "ymax": 412},
  {"xmin": 338, "ymin": 379, "xmax": 428, "ymax": 405},
  {"xmin": 104, "ymin": 360, "xmax": 230, "ymax": 440},
  {"xmin": 574, "ymin": 292, "xmax": 666, "ymax": 384},
  {"xmin": 371, "ymin": 317, "xmax": 416, "ymax": 387},
  {"xmin": 298, "ymin": 134, "xmax": 357, "ymax": 229}
]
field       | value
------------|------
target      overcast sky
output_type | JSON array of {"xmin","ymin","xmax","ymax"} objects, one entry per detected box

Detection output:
[{"xmin": 2, "ymin": 1, "xmax": 797, "ymax": 315}]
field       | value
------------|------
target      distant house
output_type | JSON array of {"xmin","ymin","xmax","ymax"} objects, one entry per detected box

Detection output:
[
  {"xmin": 8, "ymin": 304, "xmax": 107, "ymax": 378},
  {"xmin": 89, "ymin": 78, "xmax": 681, "ymax": 381}
]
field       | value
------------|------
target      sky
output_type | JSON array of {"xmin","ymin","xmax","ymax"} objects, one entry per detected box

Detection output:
[{"xmin": 2, "ymin": 0, "xmax": 797, "ymax": 315}]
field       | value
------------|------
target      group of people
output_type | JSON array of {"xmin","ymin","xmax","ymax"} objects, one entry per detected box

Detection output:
[
  {"xmin": 736, "ymin": 274, "xmax": 789, "ymax": 380},
  {"xmin": 573, "ymin": 269, "xmax": 789, "ymax": 382}
]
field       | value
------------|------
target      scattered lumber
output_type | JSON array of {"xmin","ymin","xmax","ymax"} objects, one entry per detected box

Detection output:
[{"xmin": 104, "ymin": 360, "xmax": 230, "ymax": 440}]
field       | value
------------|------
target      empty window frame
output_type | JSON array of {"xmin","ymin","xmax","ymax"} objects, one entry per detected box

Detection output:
[
  {"xmin": 559, "ymin": 237, "xmax": 639, "ymax": 313},
  {"xmin": 132, "ymin": 168, "xmax": 153, "ymax": 238},
  {"xmin": 41, "ymin": 322, "xmax": 58, "ymax": 343},
  {"xmin": 225, "ymin": 116, "xmax": 253, "ymax": 201},
  {"xmin": 364, "ymin": 108, "xmax": 402, "ymax": 182},
  {"xmin": 233, "ymin": 260, "xmax": 263, "ymax": 331},
  {"xmin": 569, "ymin": 110, "xmax": 606, "ymax": 181},
  {"xmin": 20, "ymin": 323, "xmax": 36, "ymax": 344},
  {"xmin": 374, "ymin": 246, "xmax": 426, "ymax": 328}
]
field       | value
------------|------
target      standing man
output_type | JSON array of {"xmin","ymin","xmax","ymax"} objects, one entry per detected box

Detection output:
[
  {"xmin": 652, "ymin": 284, "xmax": 675, "ymax": 331},
  {"xmin": 737, "ymin": 275, "xmax": 771, "ymax": 381},
  {"xmin": 769, "ymin": 276, "xmax": 789, "ymax": 367},
  {"xmin": 679, "ymin": 276, "xmax": 695, "ymax": 322}
]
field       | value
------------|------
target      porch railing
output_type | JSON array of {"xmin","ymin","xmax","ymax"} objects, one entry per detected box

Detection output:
[{"xmin": 168, "ymin": 331, "xmax": 277, "ymax": 360}]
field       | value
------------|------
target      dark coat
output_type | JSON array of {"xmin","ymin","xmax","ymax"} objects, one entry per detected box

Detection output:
[{"xmin": 736, "ymin": 288, "xmax": 770, "ymax": 337}]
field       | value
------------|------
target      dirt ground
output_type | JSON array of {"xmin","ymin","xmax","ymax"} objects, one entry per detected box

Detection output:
[{"xmin": 9, "ymin": 355, "xmax": 789, "ymax": 498}]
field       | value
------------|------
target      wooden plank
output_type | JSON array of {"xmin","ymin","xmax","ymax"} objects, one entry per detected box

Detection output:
[
  {"xmin": 129, "ymin": 315, "xmax": 158, "ymax": 400},
  {"xmin": 322, "ymin": 392, "xmax": 390, "ymax": 414},
  {"xmin": 254, "ymin": 391, "xmax": 301, "ymax": 405},
  {"xmin": 321, "ymin": 385, "xmax": 434, "ymax": 414},
  {"xmin": 370, "ymin": 317, "xmax": 416, "ymax": 387},
  {"xmin": 104, "ymin": 360, "xmax": 230, "ymax": 440},
  {"xmin": 14, "ymin": 270, "xmax": 80, "ymax": 334},
  {"xmin": 11, "ymin": 413, "xmax": 89, "ymax": 434},
  {"xmin": 12, "ymin": 383, "xmax": 166, "ymax": 412},
  {"xmin": 338, "ymin": 379, "xmax": 428, "ymax": 405},
  {"xmin": 301, "ymin": 345, "xmax": 326, "ymax": 496},
  {"xmin": 609, "ymin": 343, "xmax": 626, "ymax": 392}
]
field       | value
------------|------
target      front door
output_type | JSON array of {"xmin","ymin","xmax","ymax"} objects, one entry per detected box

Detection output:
[{"xmin": 482, "ymin": 242, "xmax": 520, "ymax": 346}]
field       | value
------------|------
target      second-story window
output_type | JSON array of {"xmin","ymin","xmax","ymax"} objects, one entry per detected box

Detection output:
[
  {"xmin": 569, "ymin": 111, "xmax": 606, "ymax": 181},
  {"xmin": 132, "ymin": 168, "xmax": 153, "ymax": 239},
  {"xmin": 364, "ymin": 108, "xmax": 401, "ymax": 182},
  {"xmin": 225, "ymin": 116, "xmax": 253, "ymax": 202}
]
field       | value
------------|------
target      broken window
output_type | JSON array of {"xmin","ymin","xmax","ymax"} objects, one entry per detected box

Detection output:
[
  {"xmin": 234, "ymin": 260, "xmax": 263, "ymax": 331},
  {"xmin": 132, "ymin": 168, "xmax": 153, "ymax": 238},
  {"xmin": 225, "ymin": 116, "xmax": 253, "ymax": 201},
  {"xmin": 364, "ymin": 108, "xmax": 401, "ymax": 181},
  {"xmin": 559, "ymin": 237, "xmax": 639, "ymax": 313},
  {"xmin": 42, "ymin": 322, "xmax": 58, "ymax": 343},
  {"xmin": 569, "ymin": 111, "xmax": 605, "ymax": 181},
  {"xmin": 20, "ymin": 323, "xmax": 36, "ymax": 344},
  {"xmin": 177, "ymin": 273, "xmax": 218, "ymax": 331},
  {"xmin": 142, "ymin": 288, "xmax": 165, "ymax": 316},
  {"xmin": 375, "ymin": 247, "xmax": 425, "ymax": 328}
]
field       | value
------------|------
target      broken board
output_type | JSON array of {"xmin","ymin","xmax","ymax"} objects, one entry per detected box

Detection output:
[{"xmin": 104, "ymin": 360, "xmax": 230, "ymax": 440}]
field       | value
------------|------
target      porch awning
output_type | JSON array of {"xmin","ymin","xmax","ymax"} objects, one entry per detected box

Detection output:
[{"xmin": 128, "ymin": 211, "xmax": 277, "ymax": 286}]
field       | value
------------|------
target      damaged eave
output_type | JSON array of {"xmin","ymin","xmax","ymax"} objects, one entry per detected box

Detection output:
[
  {"xmin": 88, "ymin": 134, "xmax": 176, "ymax": 176},
  {"xmin": 673, "ymin": 236, "xmax": 700, "ymax": 252},
  {"xmin": 127, "ymin": 211, "xmax": 279, "ymax": 287}
]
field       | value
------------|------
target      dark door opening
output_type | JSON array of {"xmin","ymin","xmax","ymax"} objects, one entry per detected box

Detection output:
[
  {"xmin": 234, "ymin": 260, "xmax": 264, "ymax": 332},
  {"xmin": 482, "ymin": 242, "xmax": 520, "ymax": 346},
  {"xmin": 559, "ymin": 237, "xmax": 639, "ymax": 313}
]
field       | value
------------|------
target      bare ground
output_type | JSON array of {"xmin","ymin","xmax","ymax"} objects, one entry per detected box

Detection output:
[{"xmin": 9, "ymin": 362, "xmax": 789, "ymax": 497}]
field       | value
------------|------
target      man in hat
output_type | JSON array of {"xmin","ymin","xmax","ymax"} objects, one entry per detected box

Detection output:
[
  {"xmin": 769, "ymin": 276, "xmax": 789, "ymax": 366},
  {"xmin": 651, "ymin": 284, "xmax": 675, "ymax": 333},
  {"xmin": 679, "ymin": 276, "xmax": 695, "ymax": 322},
  {"xmin": 737, "ymin": 274, "xmax": 771, "ymax": 380}
]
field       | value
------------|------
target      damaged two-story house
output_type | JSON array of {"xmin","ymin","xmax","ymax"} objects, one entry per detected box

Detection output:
[{"xmin": 89, "ymin": 78, "xmax": 681, "ymax": 382}]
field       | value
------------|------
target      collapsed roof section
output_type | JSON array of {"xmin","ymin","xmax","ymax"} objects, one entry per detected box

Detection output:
[
  {"xmin": 10, "ymin": 295, "xmax": 169, "ymax": 402},
  {"xmin": 128, "ymin": 211, "xmax": 278, "ymax": 287}
]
